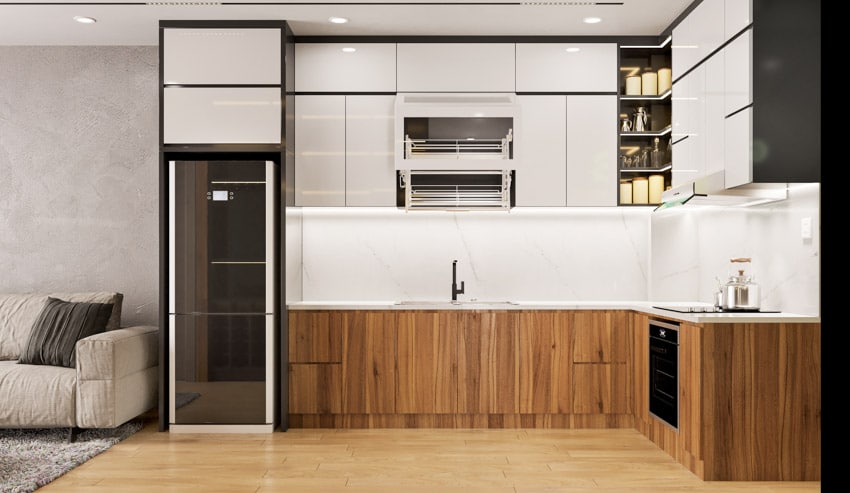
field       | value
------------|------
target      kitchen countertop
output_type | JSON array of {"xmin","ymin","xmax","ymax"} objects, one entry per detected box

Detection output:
[{"xmin": 286, "ymin": 300, "xmax": 820, "ymax": 324}]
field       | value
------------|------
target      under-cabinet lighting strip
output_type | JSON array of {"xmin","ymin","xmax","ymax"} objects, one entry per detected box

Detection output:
[
  {"xmin": 620, "ymin": 35, "xmax": 672, "ymax": 49},
  {"xmin": 210, "ymin": 261, "xmax": 266, "ymax": 264},
  {"xmin": 620, "ymin": 89, "xmax": 672, "ymax": 101},
  {"xmin": 210, "ymin": 181, "xmax": 266, "ymax": 184}
]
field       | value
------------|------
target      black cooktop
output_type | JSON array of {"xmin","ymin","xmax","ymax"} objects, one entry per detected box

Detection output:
[{"xmin": 652, "ymin": 305, "xmax": 781, "ymax": 314}]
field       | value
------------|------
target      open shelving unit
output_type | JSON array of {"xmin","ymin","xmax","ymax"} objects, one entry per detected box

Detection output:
[{"xmin": 618, "ymin": 37, "xmax": 673, "ymax": 206}]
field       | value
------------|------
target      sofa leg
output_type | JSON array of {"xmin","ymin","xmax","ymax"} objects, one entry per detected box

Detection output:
[{"xmin": 67, "ymin": 427, "xmax": 80, "ymax": 443}]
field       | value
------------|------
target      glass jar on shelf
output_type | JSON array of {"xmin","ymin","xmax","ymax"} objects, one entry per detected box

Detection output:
[{"xmin": 650, "ymin": 137, "xmax": 662, "ymax": 167}]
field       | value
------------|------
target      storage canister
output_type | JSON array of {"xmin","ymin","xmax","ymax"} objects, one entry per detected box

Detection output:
[
  {"xmin": 658, "ymin": 68, "xmax": 672, "ymax": 93},
  {"xmin": 625, "ymin": 76, "xmax": 641, "ymax": 95},
  {"xmin": 648, "ymin": 174, "xmax": 664, "ymax": 203},
  {"xmin": 641, "ymin": 71, "xmax": 658, "ymax": 96},
  {"xmin": 632, "ymin": 176, "xmax": 649, "ymax": 204},
  {"xmin": 619, "ymin": 179, "xmax": 633, "ymax": 204}
]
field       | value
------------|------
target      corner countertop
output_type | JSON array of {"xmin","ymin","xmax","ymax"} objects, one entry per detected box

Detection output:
[{"xmin": 286, "ymin": 300, "xmax": 820, "ymax": 324}]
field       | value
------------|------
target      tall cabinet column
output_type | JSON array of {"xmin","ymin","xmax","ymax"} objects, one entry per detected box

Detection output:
[{"xmin": 159, "ymin": 20, "xmax": 293, "ymax": 433}]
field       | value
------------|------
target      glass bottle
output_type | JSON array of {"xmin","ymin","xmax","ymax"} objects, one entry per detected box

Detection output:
[{"xmin": 651, "ymin": 137, "xmax": 661, "ymax": 167}]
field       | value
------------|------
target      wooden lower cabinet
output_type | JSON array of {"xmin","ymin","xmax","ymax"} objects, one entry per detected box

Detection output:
[
  {"xmin": 341, "ymin": 311, "xmax": 396, "ymax": 414},
  {"xmin": 289, "ymin": 309, "xmax": 634, "ymax": 429},
  {"xmin": 396, "ymin": 311, "xmax": 458, "ymax": 414},
  {"xmin": 458, "ymin": 311, "xmax": 519, "ymax": 414},
  {"xmin": 518, "ymin": 311, "xmax": 571, "ymax": 414},
  {"xmin": 634, "ymin": 314, "xmax": 821, "ymax": 481}
]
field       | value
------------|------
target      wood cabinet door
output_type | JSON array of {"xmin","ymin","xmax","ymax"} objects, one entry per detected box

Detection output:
[
  {"xmin": 632, "ymin": 312, "xmax": 650, "ymax": 423},
  {"xmin": 288, "ymin": 363, "xmax": 342, "ymax": 414},
  {"xmin": 396, "ymin": 311, "xmax": 458, "ymax": 414},
  {"xmin": 572, "ymin": 363, "xmax": 630, "ymax": 414},
  {"xmin": 518, "ymin": 311, "xmax": 571, "ymax": 414},
  {"xmin": 572, "ymin": 311, "xmax": 614, "ymax": 363},
  {"xmin": 288, "ymin": 310, "xmax": 343, "ymax": 363},
  {"xmin": 458, "ymin": 311, "xmax": 519, "ymax": 414},
  {"xmin": 342, "ymin": 311, "xmax": 396, "ymax": 413},
  {"xmin": 679, "ymin": 322, "xmax": 702, "ymax": 464}
]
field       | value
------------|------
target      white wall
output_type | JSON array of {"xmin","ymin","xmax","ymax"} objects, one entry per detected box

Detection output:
[
  {"xmin": 0, "ymin": 46, "xmax": 159, "ymax": 326},
  {"xmin": 298, "ymin": 208, "xmax": 652, "ymax": 302},
  {"xmin": 650, "ymin": 183, "xmax": 820, "ymax": 315}
]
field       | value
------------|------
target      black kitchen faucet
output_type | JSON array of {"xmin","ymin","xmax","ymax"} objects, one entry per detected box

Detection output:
[{"xmin": 452, "ymin": 259, "xmax": 465, "ymax": 302}]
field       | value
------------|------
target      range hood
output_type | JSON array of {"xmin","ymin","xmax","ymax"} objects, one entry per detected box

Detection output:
[
  {"xmin": 657, "ymin": 171, "xmax": 788, "ymax": 210},
  {"xmin": 397, "ymin": 170, "xmax": 514, "ymax": 211}
]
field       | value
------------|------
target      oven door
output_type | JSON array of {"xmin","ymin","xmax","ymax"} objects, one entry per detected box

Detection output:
[{"xmin": 649, "ymin": 319, "xmax": 679, "ymax": 429}]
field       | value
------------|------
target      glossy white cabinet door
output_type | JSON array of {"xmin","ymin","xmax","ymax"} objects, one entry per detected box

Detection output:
[
  {"xmin": 163, "ymin": 28, "xmax": 281, "ymax": 85},
  {"xmin": 294, "ymin": 96, "xmax": 346, "ymax": 206},
  {"xmin": 515, "ymin": 43, "xmax": 617, "ymax": 93},
  {"xmin": 345, "ymin": 96, "xmax": 397, "ymax": 206},
  {"xmin": 725, "ymin": 0, "xmax": 752, "ymax": 40},
  {"xmin": 672, "ymin": 0, "xmax": 724, "ymax": 79},
  {"xmin": 396, "ymin": 43, "xmax": 515, "ymax": 92},
  {"xmin": 724, "ymin": 106, "xmax": 752, "ymax": 188},
  {"xmin": 672, "ymin": 15, "xmax": 696, "ymax": 80},
  {"xmin": 295, "ymin": 43, "xmax": 396, "ymax": 92},
  {"xmin": 723, "ymin": 29, "xmax": 752, "ymax": 116},
  {"xmin": 163, "ymin": 88, "xmax": 281, "ymax": 144},
  {"xmin": 704, "ymin": 52, "xmax": 726, "ymax": 177},
  {"xmin": 688, "ymin": 64, "xmax": 707, "ymax": 186},
  {"xmin": 515, "ymin": 96, "xmax": 566, "ymax": 206},
  {"xmin": 566, "ymin": 95, "xmax": 616, "ymax": 207}
]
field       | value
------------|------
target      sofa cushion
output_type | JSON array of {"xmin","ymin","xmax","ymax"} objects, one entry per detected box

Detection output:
[
  {"xmin": 0, "ymin": 292, "xmax": 122, "ymax": 361},
  {"xmin": 18, "ymin": 297, "xmax": 113, "ymax": 368},
  {"xmin": 0, "ymin": 360, "xmax": 76, "ymax": 427}
]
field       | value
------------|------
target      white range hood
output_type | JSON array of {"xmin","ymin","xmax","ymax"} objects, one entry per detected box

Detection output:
[{"xmin": 658, "ymin": 171, "xmax": 789, "ymax": 210}]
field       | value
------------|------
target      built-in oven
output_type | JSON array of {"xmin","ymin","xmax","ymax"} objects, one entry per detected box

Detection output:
[{"xmin": 648, "ymin": 318, "xmax": 679, "ymax": 429}]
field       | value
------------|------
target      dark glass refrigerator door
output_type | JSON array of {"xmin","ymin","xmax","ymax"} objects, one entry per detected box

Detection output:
[
  {"xmin": 170, "ymin": 160, "xmax": 273, "ymax": 315},
  {"xmin": 170, "ymin": 314, "xmax": 271, "ymax": 425},
  {"xmin": 168, "ymin": 160, "xmax": 275, "ymax": 427}
]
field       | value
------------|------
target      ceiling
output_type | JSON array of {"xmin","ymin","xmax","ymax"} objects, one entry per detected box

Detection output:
[{"xmin": 0, "ymin": 1, "xmax": 692, "ymax": 45}]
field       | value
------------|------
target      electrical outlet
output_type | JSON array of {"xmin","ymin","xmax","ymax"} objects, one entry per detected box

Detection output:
[{"xmin": 801, "ymin": 217, "xmax": 812, "ymax": 240}]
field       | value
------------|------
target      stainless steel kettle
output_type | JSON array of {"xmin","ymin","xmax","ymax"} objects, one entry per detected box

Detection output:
[{"xmin": 720, "ymin": 257, "xmax": 760, "ymax": 311}]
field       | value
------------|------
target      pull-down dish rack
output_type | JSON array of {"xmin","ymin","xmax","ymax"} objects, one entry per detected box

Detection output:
[
  {"xmin": 397, "ymin": 170, "xmax": 514, "ymax": 211},
  {"xmin": 404, "ymin": 130, "xmax": 513, "ymax": 160}
]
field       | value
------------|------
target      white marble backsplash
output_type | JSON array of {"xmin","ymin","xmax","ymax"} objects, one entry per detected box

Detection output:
[
  {"xmin": 650, "ymin": 183, "xmax": 820, "ymax": 315},
  {"xmin": 289, "ymin": 183, "xmax": 820, "ymax": 316},
  {"xmin": 297, "ymin": 207, "xmax": 651, "ymax": 302}
]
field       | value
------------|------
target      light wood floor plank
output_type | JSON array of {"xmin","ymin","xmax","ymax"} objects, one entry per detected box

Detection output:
[{"xmin": 37, "ymin": 418, "xmax": 821, "ymax": 493}]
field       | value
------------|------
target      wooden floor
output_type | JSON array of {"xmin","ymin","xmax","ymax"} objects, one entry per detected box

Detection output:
[{"xmin": 40, "ymin": 417, "xmax": 821, "ymax": 493}]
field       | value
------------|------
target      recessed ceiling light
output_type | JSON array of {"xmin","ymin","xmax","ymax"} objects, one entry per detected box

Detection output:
[
  {"xmin": 328, "ymin": 16, "xmax": 349, "ymax": 24},
  {"xmin": 341, "ymin": 47, "xmax": 356, "ymax": 53},
  {"xmin": 565, "ymin": 47, "xmax": 581, "ymax": 53},
  {"xmin": 583, "ymin": 16, "xmax": 602, "ymax": 24},
  {"xmin": 73, "ymin": 16, "xmax": 96, "ymax": 24}
]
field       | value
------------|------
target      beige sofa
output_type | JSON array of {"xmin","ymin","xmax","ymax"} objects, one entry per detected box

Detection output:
[{"xmin": 0, "ymin": 292, "xmax": 158, "ymax": 435}]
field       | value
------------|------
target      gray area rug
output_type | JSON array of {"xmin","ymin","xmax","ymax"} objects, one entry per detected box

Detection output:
[{"xmin": 0, "ymin": 420, "xmax": 142, "ymax": 493}]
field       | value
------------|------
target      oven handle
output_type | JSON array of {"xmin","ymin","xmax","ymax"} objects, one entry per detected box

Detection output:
[{"xmin": 650, "ymin": 346, "xmax": 670, "ymax": 355}]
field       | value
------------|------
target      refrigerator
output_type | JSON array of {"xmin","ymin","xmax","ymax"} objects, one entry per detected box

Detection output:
[{"xmin": 168, "ymin": 159, "xmax": 277, "ymax": 432}]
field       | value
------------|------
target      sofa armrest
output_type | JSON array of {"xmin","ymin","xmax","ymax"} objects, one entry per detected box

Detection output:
[{"xmin": 75, "ymin": 325, "xmax": 159, "ymax": 428}]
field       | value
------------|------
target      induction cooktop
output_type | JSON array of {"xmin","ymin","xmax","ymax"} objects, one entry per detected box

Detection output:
[{"xmin": 652, "ymin": 305, "xmax": 781, "ymax": 314}]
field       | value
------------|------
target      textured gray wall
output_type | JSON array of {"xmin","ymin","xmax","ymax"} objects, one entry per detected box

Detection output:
[{"xmin": 0, "ymin": 46, "xmax": 159, "ymax": 327}]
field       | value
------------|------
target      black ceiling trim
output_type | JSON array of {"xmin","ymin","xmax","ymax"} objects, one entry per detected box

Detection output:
[{"xmin": 295, "ymin": 35, "xmax": 661, "ymax": 43}]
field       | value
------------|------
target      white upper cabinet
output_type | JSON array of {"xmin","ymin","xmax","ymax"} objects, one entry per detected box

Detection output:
[
  {"xmin": 163, "ymin": 28, "xmax": 281, "ymax": 85},
  {"xmin": 704, "ymin": 53, "xmax": 726, "ymax": 177},
  {"xmin": 515, "ymin": 43, "xmax": 617, "ymax": 93},
  {"xmin": 515, "ymin": 96, "xmax": 566, "ymax": 206},
  {"xmin": 345, "ymin": 96, "xmax": 397, "ymax": 206},
  {"xmin": 724, "ymin": 106, "xmax": 752, "ymax": 188},
  {"xmin": 566, "ymin": 95, "xmax": 617, "ymax": 207},
  {"xmin": 723, "ymin": 29, "xmax": 752, "ymax": 116},
  {"xmin": 725, "ymin": 0, "xmax": 752, "ymax": 40},
  {"xmin": 672, "ymin": 0, "xmax": 724, "ymax": 79},
  {"xmin": 163, "ymin": 88, "xmax": 281, "ymax": 144},
  {"xmin": 294, "ymin": 95, "xmax": 346, "ymax": 206},
  {"xmin": 396, "ymin": 43, "xmax": 515, "ymax": 92},
  {"xmin": 295, "ymin": 43, "xmax": 396, "ymax": 92}
]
